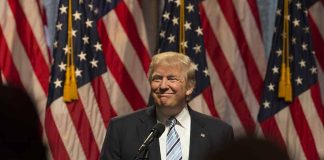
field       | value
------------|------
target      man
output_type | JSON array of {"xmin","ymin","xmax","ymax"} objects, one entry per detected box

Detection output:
[{"xmin": 100, "ymin": 51, "xmax": 234, "ymax": 160}]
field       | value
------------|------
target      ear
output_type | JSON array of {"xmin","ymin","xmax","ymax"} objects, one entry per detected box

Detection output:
[{"xmin": 186, "ymin": 86, "xmax": 194, "ymax": 96}]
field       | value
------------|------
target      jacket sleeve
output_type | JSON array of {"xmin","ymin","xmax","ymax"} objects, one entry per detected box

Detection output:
[{"xmin": 100, "ymin": 119, "xmax": 120, "ymax": 160}]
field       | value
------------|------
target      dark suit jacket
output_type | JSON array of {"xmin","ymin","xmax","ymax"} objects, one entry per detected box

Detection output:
[{"xmin": 100, "ymin": 106, "xmax": 234, "ymax": 160}]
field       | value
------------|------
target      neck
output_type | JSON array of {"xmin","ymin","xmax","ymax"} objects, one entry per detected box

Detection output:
[{"xmin": 155, "ymin": 104, "xmax": 187, "ymax": 124}]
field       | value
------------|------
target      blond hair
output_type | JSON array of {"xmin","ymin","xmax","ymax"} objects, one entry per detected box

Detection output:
[{"xmin": 148, "ymin": 51, "xmax": 196, "ymax": 89}]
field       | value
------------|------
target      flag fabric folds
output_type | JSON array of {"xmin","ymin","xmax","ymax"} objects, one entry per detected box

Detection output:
[
  {"xmin": 198, "ymin": 0, "xmax": 267, "ymax": 135},
  {"xmin": 46, "ymin": 0, "xmax": 150, "ymax": 159},
  {"xmin": 0, "ymin": 0, "xmax": 50, "ymax": 153},
  {"xmin": 258, "ymin": 0, "xmax": 324, "ymax": 159},
  {"xmin": 46, "ymin": 0, "xmax": 108, "ymax": 159},
  {"xmin": 307, "ymin": 0, "xmax": 324, "ymax": 105}
]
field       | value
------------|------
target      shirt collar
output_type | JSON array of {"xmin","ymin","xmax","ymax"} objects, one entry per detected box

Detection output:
[
  {"xmin": 156, "ymin": 105, "xmax": 190, "ymax": 129},
  {"xmin": 174, "ymin": 105, "xmax": 190, "ymax": 129}
]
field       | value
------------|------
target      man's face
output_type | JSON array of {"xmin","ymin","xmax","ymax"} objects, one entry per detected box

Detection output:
[{"xmin": 150, "ymin": 64, "xmax": 193, "ymax": 109}]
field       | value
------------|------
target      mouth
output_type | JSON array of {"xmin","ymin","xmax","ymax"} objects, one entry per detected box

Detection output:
[
  {"xmin": 155, "ymin": 93, "xmax": 173, "ymax": 96},
  {"xmin": 157, "ymin": 94, "xmax": 171, "ymax": 103},
  {"xmin": 154, "ymin": 93, "xmax": 173, "ymax": 101}
]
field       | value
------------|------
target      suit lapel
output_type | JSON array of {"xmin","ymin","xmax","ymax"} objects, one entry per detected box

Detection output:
[
  {"xmin": 188, "ymin": 108, "xmax": 210, "ymax": 160},
  {"xmin": 136, "ymin": 106, "xmax": 161, "ymax": 160}
]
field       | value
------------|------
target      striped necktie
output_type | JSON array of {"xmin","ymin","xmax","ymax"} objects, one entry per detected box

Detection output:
[{"xmin": 166, "ymin": 117, "xmax": 182, "ymax": 160}]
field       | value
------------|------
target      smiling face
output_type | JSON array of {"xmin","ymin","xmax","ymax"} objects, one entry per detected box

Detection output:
[
  {"xmin": 151, "ymin": 65, "xmax": 193, "ymax": 111},
  {"xmin": 149, "ymin": 52, "xmax": 195, "ymax": 116}
]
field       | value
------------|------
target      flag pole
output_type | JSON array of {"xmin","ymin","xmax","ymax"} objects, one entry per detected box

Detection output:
[
  {"xmin": 63, "ymin": 0, "xmax": 78, "ymax": 102},
  {"xmin": 179, "ymin": 0, "xmax": 185, "ymax": 54},
  {"xmin": 278, "ymin": 0, "xmax": 292, "ymax": 102}
]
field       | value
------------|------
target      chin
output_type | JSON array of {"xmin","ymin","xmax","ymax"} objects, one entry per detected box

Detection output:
[
  {"xmin": 156, "ymin": 102, "xmax": 171, "ymax": 108},
  {"xmin": 157, "ymin": 102, "xmax": 170, "ymax": 107}
]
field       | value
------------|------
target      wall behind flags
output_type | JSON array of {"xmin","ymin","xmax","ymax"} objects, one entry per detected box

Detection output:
[{"xmin": 1, "ymin": 0, "xmax": 323, "ymax": 159}]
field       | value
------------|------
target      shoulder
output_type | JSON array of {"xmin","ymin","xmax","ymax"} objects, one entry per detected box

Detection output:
[
  {"xmin": 108, "ymin": 106, "xmax": 153, "ymax": 128},
  {"xmin": 190, "ymin": 108, "xmax": 232, "ymax": 131},
  {"xmin": 189, "ymin": 108, "xmax": 234, "ymax": 153},
  {"xmin": 110, "ymin": 107, "xmax": 146, "ymax": 122}
]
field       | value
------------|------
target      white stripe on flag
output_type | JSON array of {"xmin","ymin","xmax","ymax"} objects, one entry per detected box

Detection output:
[
  {"xmin": 189, "ymin": 94, "xmax": 211, "ymax": 116},
  {"xmin": 51, "ymin": 98, "xmax": 87, "ymax": 160},
  {"xmin": 78, "ymin": 84, "xmax": 107, "ymax": 150},
  {"xmin": 206, "ymin": 53, "xmax": 245, "ymax": 136},
  {"xmin": 202, "ymin": 0, "xmax": 261, "ymax": 133},
  {"xmin": 309, "ymin": 2, "xmax": 324, "ymax": 38},
  {"xmin": 102, "ymin": 69, "xmax": 134, "ymax": 115},
  {"xmin": 309, "ymin": 2, "xmax": 324, "ymax": 105},
  {"xmin": 123, "ymin": 0, "xmax": 150, "ymax": 50},
  {"xmin": 275, "ymin": 107, "xmax": 306, "ymax": 160},
  {"xmin": 0, "ymin": 0, "xmax": 47, "ymax": 128},
  {"xmin": 298, "ymin": 90, "xmax": 324, "ymax": 159},
  {"xmin": 232, "ymin": 0, "xmax": 267, "ymax": 78},
  {"xmin": 0, "ymin": 72, "xmax": 5, "ymax": 84},
  {"xmin": 19, "ymin": 0, "xmax": 50, "ymax": 66},
  {"xmin": 101, "ymin": 10, "xmax": 150, "ymax": 102},
  {"xmin": 317, "ymin": 61, "xmax": 324, "ymax": 105}
]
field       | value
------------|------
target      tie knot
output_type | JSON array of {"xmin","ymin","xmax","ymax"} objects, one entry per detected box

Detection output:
[{"xmin": 167, "ymin": 117, "xmax": 177, "ymax": 127}]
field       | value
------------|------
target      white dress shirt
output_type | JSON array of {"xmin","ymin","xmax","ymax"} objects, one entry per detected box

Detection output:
[{"xmin": 158, "ymin": 106, "xmax": 191, "ymax": 160}]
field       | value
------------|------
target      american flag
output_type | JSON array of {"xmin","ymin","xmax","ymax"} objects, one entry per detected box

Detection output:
[
  {"xmin": 158, "ymin": 0, "xmax": 266, "ymax": 136},
  {"xmin": 158, "ymin": 0, "xmax": 217, "ymax": 117},
  {"xmin": 307, "ymin": 0, "xmax": 324, "ymax": 106},
  {"xmin": 258, "ymin": 0, "xmax": 324, "ymax": 159},
  {"xmin": 0, "ymin": 0, "xmax": 50, "ymax": 156},
  {"xmin": 46, "ymin": 0, "xmax": 150, "ymax": 159},
  {"xmin": 46, "ymin": 0, "xmax": 108, "ymax": 159},
  {"xmin": 198, "ymin": 0, "xmax": 267, "ymax": 136}
]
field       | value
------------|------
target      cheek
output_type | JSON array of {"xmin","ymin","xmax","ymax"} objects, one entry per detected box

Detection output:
[
  {"xmin": 169, "ymin": 83, "xmax": 186, "ymax": 93},
  {"xmin": 150, "ymin": 82, "xmax": 159, "ymax": 90}
]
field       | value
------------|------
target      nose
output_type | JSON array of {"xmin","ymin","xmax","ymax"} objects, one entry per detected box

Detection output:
[{"xmin": 159, "ymin": 78, "xmax": 169, "ymax": 90}]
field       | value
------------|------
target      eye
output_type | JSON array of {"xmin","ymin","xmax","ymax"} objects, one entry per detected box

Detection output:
[
  {"xmin": 152, "ymin": 75, "xmax": 162, "ymax": 82},
  {"xmin": 167, "ymin": 76, "xmax": 179, "ymax": 83}
]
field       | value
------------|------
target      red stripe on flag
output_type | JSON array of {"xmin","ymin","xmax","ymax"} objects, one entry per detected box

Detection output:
[
  {"xmin": 8, "ymin": 0, "xmax": 49, "ymax": 94},
  {"xmin": 114, "ymin": 1, "xmax": 151, "ymax": 73},
  {"xmin": 310, "ymin": 84, "xmax": 324, "ymax": 125},
  {"xmin": 66, "ymin": 101, "xmax": 100, "ymax": 160},
  {"xmin": 200, "ymin": 7, "xmax": 256, "ymax": 133},
  {"xmin": 260, "ymin": 117, "xmax": 287, "ymax": 150},
  {"xmin": 290, "ymin": 98, "xmax": 320, "ymax": 160},
  {"xmin": 0, "ymin": 27, "xmax": 47, "ymax": 142},
  {"xmin": 45, "ymin": 109, "xmax": 70, "ymax": 160},
  {"xmin": 91, "ymin": 76, "xmax": 117, "ymax": 128},
  {"xmin": 202, "ymin": 86, "xmax": 219, "ymax": 117},
  {"xmin": 309, "ymin": 15, "xmax": 324, "ymax": 70},
  {"xmin": 97, "ymin": 19, "xmax": 147, "ymax": 110},
  {"xmin": 247, "ymin": 0, "xmax": 263, "ymax": 35},
  {"xmin": 36, "ymin": 0, "xmax": 47, "ymax": 26},
  {"xmin": 0, "ymin": 28, "xmax": 24, "ymax": 88},
  {"xmin": 217, "ymin": 0, "xmax": 263, "ymax": 101},
  {"xmin": 35, "ymin": 0, "xmax": 52, "ymax": 63}
]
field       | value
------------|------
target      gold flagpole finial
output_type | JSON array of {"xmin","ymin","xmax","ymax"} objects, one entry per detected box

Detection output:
[
  {"xmin": 278, "ymin": 0, "xmax": 292, "ymax": 102},
  {"xmin": 63, "ymin": 0, "xmax": 78, "ymax": 102},
  {"xmin": 179, "ymin": 0, "xmax": 185, "ymax": 54}
]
